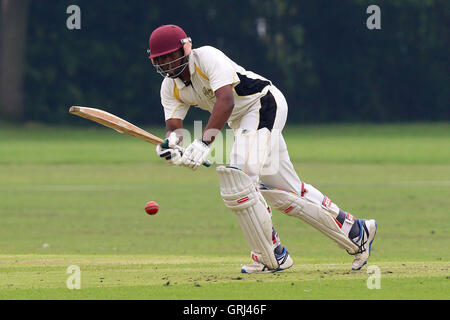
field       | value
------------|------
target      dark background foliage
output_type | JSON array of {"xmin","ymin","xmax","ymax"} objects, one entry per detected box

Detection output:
[{"xmin": 1, "ymin": 0, "xmax": 448, "ymax": 125}]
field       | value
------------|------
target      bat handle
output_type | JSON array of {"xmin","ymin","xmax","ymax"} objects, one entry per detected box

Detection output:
[
  {"xmin": 161, "ymin": 139, "xmax": 211, "ymax": 168},
  {"xmin": 202, "ymin": 160, "xmax": 212, "ymax": 167},
  {"xmin": 161, "ymin": 139, "xmax": 169, "ymax": 149}
]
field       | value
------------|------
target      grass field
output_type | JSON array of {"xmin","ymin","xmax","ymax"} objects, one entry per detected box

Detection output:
[{"xmin": 0, "ymin": 123, "xmax": 448, "ymax": 300}]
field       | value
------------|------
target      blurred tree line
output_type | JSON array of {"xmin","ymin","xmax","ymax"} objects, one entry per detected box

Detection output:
[{"xmin": 0, "ymin": 0, "xmax": 448, "ymax": 125}]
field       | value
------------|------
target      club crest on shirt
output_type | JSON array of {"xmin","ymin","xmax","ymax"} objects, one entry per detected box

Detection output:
[{"xmin": 202, "ymin": 87, "xmax": 215, "ymax": 100}]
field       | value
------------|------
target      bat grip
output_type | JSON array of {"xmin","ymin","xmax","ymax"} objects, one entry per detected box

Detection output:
[
  {"xmin": 202, "ymin": 160, "xmax": 212, "ymax": 167},
  {"xmin": 161, "ymin": 139, "xmax": 169, "ymax": 149}
]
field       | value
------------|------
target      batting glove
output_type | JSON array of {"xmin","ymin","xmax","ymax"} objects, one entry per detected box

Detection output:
[
  {"xmin": 156, "ymin": 132, "xmax": 183, "ymax": 166},
  {"xmin": 181, "ymin": 139, "xmax": 210, "ymax": 170}
]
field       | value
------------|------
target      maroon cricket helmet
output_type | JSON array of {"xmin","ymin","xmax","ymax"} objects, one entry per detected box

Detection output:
[{"xmin": 148, "ymin": 25, "xmax": 191, "ymax": 59}]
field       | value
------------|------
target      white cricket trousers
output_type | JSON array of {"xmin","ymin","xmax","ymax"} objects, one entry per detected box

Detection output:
[
  {"xmin": 229, "ymin": 85, "xmax": 302, "ymax": 194},
  {"xmin": 227, "ymin": 85, "xmax": 364, "ymax": 257}
]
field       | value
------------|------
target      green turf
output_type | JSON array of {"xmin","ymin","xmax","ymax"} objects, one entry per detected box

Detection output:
[
  {"xmin": 0, "ymin": 255, "xmax": 447, "ymax": 300},
  {"xmin": 0, "ymin": 123, "xmax": 448, "ymax": 299}
]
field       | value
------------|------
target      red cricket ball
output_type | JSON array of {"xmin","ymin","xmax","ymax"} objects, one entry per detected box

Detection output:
[{"xmin": 145, "ymin": 201, "xmax": 159, "ymax": 215}]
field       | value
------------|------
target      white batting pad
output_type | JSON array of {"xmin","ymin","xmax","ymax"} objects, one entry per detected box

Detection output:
[
  {"xmin": 260, "ymin": 187, "xmax": 359, "ymax": 254},
  {"xmin": 217, "ymin": 166, "xmax": 278, "ymax": 269}
]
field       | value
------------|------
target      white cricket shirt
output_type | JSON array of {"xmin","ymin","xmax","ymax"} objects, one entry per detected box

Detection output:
[{"xmin": 160, "ymin": 46, "xmax": 272, "ymax": 128}]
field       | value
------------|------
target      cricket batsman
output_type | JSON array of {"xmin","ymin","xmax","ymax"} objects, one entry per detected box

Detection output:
[{"xmin": 148, "ymin": 25, "xmax": 378, "ymax": 273}]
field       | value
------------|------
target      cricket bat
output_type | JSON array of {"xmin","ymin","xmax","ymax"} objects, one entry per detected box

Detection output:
[
  {"xmin": 69, "ymin": 106, "xmax": 211, "ymax": 167},
  {"xmin": 69, "ymin": 106, "xmax": 165, "ymax": 145}
]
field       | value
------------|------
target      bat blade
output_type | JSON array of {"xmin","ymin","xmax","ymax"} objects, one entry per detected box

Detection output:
[
  {"xmin": 69, "ymin": 106, "xmax": 211, "ymax": 167},
  {"xmin": 69, "ymin": 106, "xmax": 164, "ymax": 145}
]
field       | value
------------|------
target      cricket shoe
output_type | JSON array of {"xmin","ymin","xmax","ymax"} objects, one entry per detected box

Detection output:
[
  {"xmin": 241, "ymin": 247, "xmax": 293, "ymax": 274},
  {"xmin": 351, "ymin": 219, "xmax": 378, "ymax": 270}
]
